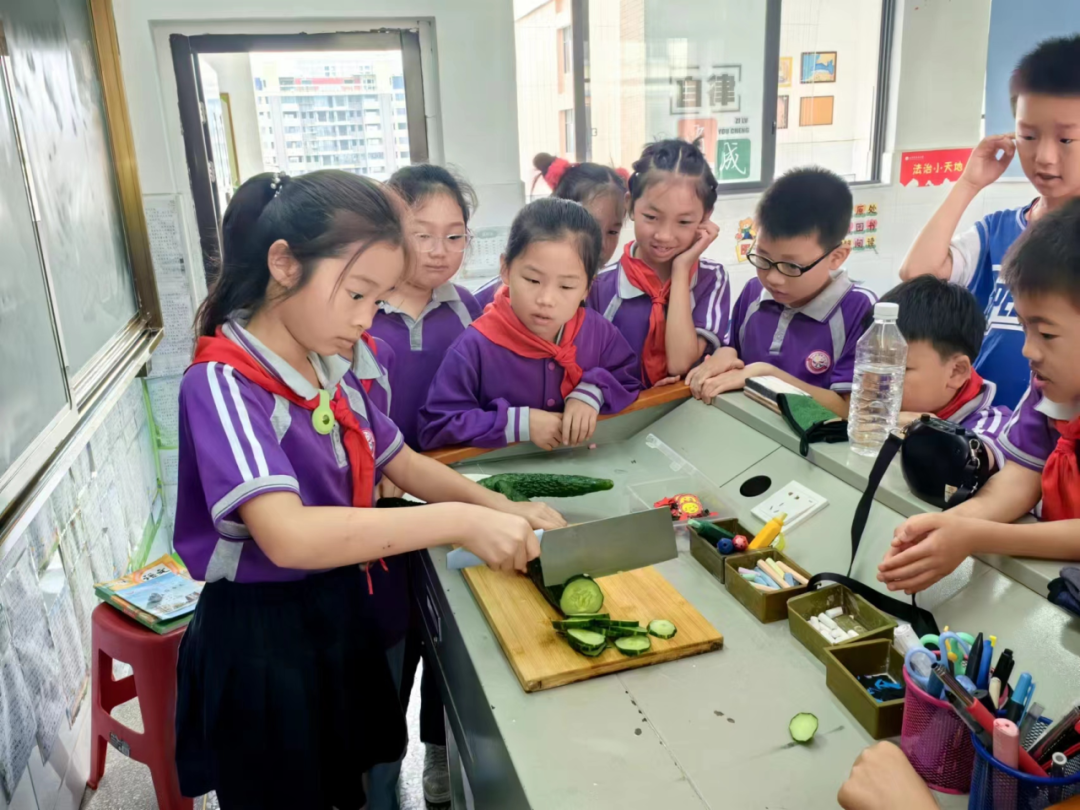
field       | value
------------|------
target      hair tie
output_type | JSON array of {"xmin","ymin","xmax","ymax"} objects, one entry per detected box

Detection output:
[
  {"xmin": 543, "ymin": 157, "xmax": 574, "ymax": 191},
  {"xmin": 270, "ymin": 172, "xmax": 286, "ymax": 197}
]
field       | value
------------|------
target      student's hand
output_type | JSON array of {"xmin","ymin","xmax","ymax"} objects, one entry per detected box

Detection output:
[
  {"xmin": 672, "ymin": 219, "xmax": 720, "ymax": 276},
  {"xmin": 374, "ymin": 477, "xmax": 405, "ymax": 501},
  {"xmin": 500, "ymin": 500, "xmax": 567, "ymax": 531},
  {"xmin": 838, "ymin": 742, "xmax": 938, "ymax": 810},
  {"xmin": 529, "ymin": 409, "xmax": 564, "ymax": 451},
  {"xmin": 651, "ymin": 375, "xmax": 683, "ymax": 388},
  {"xmin": 461, "ymin": 508, "xmax": 542, "ymax": 573},
  {"xmin": 686, "ymin": 348, "xmax": 743, "ymax": 400},
  {"xmin": 696, "ymin": 362, "xmax": 773, "ymax": 403},
  {"xmin": 959, "ymin": 133, "xmax": 1016, "ymax": 192},
  {"xmin": 562, "ymin": 399, "xmax": 599, "ymax": 447},
  {"xmin": 877, "ymin": 513, "xmax": 980, "ymax": 594}
]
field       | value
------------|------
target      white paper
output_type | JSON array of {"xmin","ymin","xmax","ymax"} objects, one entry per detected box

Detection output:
[
  {"xmin": 143, "ymin": 195, "xmax": 188, "ymax": 279},
  {"xmin": 160, "ymin": 448, "xmax": 180, "ymax": 487},
  {"xmin": 49, "ymin": 474, "xmax": 77, "ymax": 531},
  {"xmin": 25, "ymin": 507, "xmax": 57, "ymax": 576},
  {"xmin": 86, "ymin": 512, "xmax": 115, "ymax": 585},
  {"xmin": 0, "ymin": 616, "xmax": 36, "ymax": 802},
  {"xmin": 58, "ymin": 528, "xmax": 94, "ymax": 661},
  {"xmin": 1, "ymin": 555, "xmax": 65, "ymax": 762},
  {"xmin": 152, "ymin": 277, "xmax": 196, "ymax": 378},
  {"xmin": 146, "ymin": 375, "xmax": 181, "ymax": 449}
]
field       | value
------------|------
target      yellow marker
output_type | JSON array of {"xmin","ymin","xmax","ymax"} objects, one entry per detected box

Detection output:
[{"xmin": 749, "ymin": 512, "xmax": 787, "ymax": 550}]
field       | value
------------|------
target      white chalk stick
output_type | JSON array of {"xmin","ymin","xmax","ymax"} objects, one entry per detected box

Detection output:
[{"xmin": 825, "ymin": 607, "xmax": 844, "ymax": 619}]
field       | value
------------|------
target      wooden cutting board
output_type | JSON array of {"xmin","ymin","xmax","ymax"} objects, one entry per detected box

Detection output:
[{"xmin": 462, "ymin": 564, "xmax": 724, "ymax": 692}]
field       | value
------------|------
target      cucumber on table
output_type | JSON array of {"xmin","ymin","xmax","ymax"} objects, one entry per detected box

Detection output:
[
  {"xmin": 614, "ymin": 635, "xmax": 652, "ymax": 656},
  {"xmin": 789, "ymin": 713, "xmax": 818, "ymax": 744},
  {"xmin": 559, "ymin": 575, "xmax": 605, "ymax": 616},
  {"xmin": 647, "ymin": 619, "xmax": 677, "ymax": 640},
  {"xmin": 479, "ymin": 473, "xmax": 614, "ymax": 501}
]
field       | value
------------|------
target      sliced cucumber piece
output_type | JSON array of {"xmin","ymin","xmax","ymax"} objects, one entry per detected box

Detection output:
[
  {"xmin": 603, "ymin": 625, "xmax": 650, "ymax": 639},
  {"xmin": 789, "ymin": 713, "xmax": 818, "ymax": 744},
  {"xmin": 647, "ymin": 619, "xmax": 677, "ymax": 640},
  {"xmin": 551, "ymin": 618, "xmax": 594, "ymax": 632},
  {"xmin": 564, "ymin": 627, "xmax": 607, "ymax": 657},
  {"xmin": 559, "ymin": 575, "xmax": 605, "ymax": 616},
  {"xmin": 614, "ymin": 635, "xmax": 652, "ymax": 656},
  {"xmin": 607, "ymin": 620, "xmax": 641, "ymax": 628}
]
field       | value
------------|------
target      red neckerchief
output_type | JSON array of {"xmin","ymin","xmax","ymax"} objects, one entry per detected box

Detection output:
[
  {"xmin": 192, "ymin": 333, "xmax": 387, "ymax": 591},
  {"xmin": 1042, "ymin": 416, "xmax": 1080, "ymax": 521},
  {"xmin": 470, "ymin": 286, "xmax": 585, "ymax": 398},
  {"xmin": 937, "ymin": 370, "xmax": 986, "ymax": 421},
  {"xmin": 619, "ymin": 241, "xmax": 694, "ymax": 386},
  {"xmin": 359, "ymin": 332, "xmax": 378, "ymax": 394}
]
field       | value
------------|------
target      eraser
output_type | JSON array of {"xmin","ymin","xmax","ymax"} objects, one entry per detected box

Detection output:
[{"xmin": 825, "ymin": 607, "xmax": 844, "ymax": 619}]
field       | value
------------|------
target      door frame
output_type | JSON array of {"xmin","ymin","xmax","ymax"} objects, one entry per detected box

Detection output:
[{"xmin": 169, "ymin": 29, "xmax": 429, "ymax": 283}]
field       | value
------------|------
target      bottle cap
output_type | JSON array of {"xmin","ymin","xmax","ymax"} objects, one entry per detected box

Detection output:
[{"xmin": 874, "ymin": 302, "xmax": 899, "ymax": 320}]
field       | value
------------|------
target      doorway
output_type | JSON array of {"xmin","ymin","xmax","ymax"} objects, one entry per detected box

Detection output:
[{"xmin": 170, "ymin": 31, "xmax": 428, "ymax": 281}]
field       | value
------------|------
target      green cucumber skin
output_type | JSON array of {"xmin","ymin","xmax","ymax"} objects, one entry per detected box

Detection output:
[
  {"xmin": 559, "ymin": 575, "xmax": 605, "ymax": 616},
  {"xmin": 479, "ymin": 473, "xmax": 614, "ymax": 500}
]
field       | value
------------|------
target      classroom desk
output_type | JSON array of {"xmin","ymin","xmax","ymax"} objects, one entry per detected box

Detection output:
[{"xmin": 417, "ymin": 398, "xmax": 1080, "ymax": 810}]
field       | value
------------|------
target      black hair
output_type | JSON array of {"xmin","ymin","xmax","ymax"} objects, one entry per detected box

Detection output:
[
  {"xmin": 196, "ymin": 170, "xmax": 408, "ymax": 337},
  {"xmin": 628, "ymin": 138, "xmax": 718, "ymax": 212},
  {"xmin": 871, "ymin": 276, "xmax": 986, "ymax": 361},
  {"xmin": 756, "ymin": 166, "xmax": 853, "ymax": 250},
  {"xmin": 1009, "ymin": 35, "xmax": 1080, "ymax": 110},
  {"xmin": 387, "ymin": 163, "xmax": 476, "ymax": 225},
  {"xmin": 534, "ymin": 153, "xmax": 627, "ymax": 208},
  {"xmin": 1001, "ymin": 197, "xmax": 1080, "ymax": 307},
  {"xmin": 503, "ymin": 197, "xmax": 602, "ymax": 283}
]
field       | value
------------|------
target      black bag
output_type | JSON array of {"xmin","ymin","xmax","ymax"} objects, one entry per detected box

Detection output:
[
  {"xmin": 805, "ymin": 424, "xmax": 953, "ymax": 638},
  {"xmin": 898, "ymin": 415, "xmax": 992, "ymax": 509}
]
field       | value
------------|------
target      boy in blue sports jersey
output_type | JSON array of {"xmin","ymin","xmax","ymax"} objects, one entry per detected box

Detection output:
[{"xmin": 900, "ymin": 35, "xmax": 1080, "ymax": 408}]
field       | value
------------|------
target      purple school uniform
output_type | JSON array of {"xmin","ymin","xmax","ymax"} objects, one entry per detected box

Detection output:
[
  {"xmin": 368, "ymin": 283, "xmax": 482, "ymax": 449},
  {"xmin": 417, "ymin": 308, "xmax": 642, "ymax": 450},
  {"xmin": 586, "ymin": 255, "xmax": 730, "ymax": 382},
  {"xmin": 473, "ymin": 277, "xmax": 500, "ymax": 310},
  {"xmin": 175, "ymin": 319, "xmax": 409, "ymax": 645},
  {"xmin": 999, "ymin": 376, "xmax": 1079, "ymax": 472},
  {"xmin": 730, "ymin": 271, "xmax": 877, "ymax": 392},
  {"xmin": 947, "ymin": 379, "xmax": 1011, "ymax": 470},
  {"xmin": 351, "ymin": 334, "xmax": 394, "ymax": 417}
]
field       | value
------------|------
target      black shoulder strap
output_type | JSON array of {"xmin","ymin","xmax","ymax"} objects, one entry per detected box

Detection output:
[
  {"xmin": 848, "ymin": 431, "xmax": 903, "ymax": 575},
  {"xmin": 811, "ymin": 431, "xmax": 941, "ymax": 638},
  {"xmin": 777, "ymin": 394, "xmax": 811, "ymax": 457}
]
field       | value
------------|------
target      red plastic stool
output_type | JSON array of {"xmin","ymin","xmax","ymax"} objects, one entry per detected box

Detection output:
[{"xmin": 87, "ymin": 603, "xmax": 192, "ymax": 810}]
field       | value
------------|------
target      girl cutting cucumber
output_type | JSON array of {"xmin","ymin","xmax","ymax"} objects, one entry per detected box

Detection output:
[{"xmin": 173, "ymin": 170, "xmax": 564, "ymax": 810}]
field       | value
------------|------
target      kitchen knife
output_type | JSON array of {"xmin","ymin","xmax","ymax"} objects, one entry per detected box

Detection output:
[{"xmin": 446, "ymin": 508, "xmax": 678, "ymax": 586}]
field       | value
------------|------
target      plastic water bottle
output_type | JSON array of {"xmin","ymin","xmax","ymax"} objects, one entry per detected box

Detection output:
[{"xmin": 847, "ymin": 302, "xmax": 907, "ymax": 457}]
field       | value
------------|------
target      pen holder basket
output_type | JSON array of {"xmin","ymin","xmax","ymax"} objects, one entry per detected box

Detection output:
[
  {"xmin": 688, "ymin": 518, "xmax": 754, "ymax": 584},
  {"xmin": 968, "ymin": 727, "xmax": 1079, "ymax": 810},
  {"xmin": 900, "ymin": 668, "xmax": 976, "ymax": 794}
]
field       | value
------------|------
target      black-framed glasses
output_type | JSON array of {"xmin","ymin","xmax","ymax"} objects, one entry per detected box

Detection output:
[{"xmin": 746, "ymin": 242, "xmax": 841, "ymax": 278}]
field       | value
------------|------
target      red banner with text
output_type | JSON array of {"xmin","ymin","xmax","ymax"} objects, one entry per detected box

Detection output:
[{"xmin": 900, "ymin": 148, "xmax": 973, "ymax": 187}]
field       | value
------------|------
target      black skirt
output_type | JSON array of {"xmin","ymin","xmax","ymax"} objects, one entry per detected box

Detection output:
[{"xmin": 175, "ymin": 565, "xmax": 407, "ymax": 810}]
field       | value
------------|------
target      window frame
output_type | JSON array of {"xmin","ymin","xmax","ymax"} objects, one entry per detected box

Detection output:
[
  {"xmin": 572, "ymin": 0, "xmax": 895, "ymax": 190},
  {"xmin": 0, "ymin": 0, "xmax": 163, "ymax": 533}
]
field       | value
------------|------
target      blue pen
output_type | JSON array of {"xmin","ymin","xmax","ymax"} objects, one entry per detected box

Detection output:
[
  {"xmin": 1004, "ymin": 672, "xmax": 1032, "ymax": 723},
  {"xmin": 1020, "ymin": 681, "xmax": 1036, "ymax": 725},
  {"xmin": 977, "ymin": 639, "xmax": 993, "ymax": 690}
]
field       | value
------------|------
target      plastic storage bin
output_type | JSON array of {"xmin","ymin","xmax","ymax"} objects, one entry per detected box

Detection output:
[
  {"xmin": 968, "ymin": 730, "xmax": 1079, "ymax": 809},
  {"xmin": 787, "ymin": 584, "xmax": 897, "ymax": 663},
  {"xmin": 900, "ymin": 668, "xmax": 976, "ymax": 794},
  {"xmin": 822, "ymin": 639, "xmax": 906, "ymax": 740},
  {"xmin": 688, "ymin": 518, "xmax": 753, "ymax": 584},
  {"xmin": 723, "ymin": 549, "xmax": 811, "ymax": 623}
]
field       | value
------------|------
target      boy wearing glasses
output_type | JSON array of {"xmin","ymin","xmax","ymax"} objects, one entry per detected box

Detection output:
[{"xmin": 687, "ymin": 167, "xmax": 875, "ymax": 417}]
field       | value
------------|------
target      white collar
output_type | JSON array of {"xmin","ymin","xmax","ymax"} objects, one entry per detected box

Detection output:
[
  {"xmin": 379, "ymin": 282, "xmax": 463, "ymax": 320},
  {"xmin": 1035, "ymin": 389, "xmax": 1080, "ymax": 422},
  {"xmin": 616, "ymin": 246, "xmax": 698, "ymax": 300},
  {"xmin": 949, "ymin": 379, "xmax": 997, "ymax": 423},
  {"xmin": 350, "ymin": 336, "xmax": 383, "ymax": 381},
  {"xmin": 222, "ymin": 316, "xmax": 349, "ymax": 400},
  {"xmin": 758, "ymin": 270, "xmax": 853, "ymax": 322}
]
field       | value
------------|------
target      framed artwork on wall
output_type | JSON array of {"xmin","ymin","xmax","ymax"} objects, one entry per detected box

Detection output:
[
  {"xmin": 777, "ymin": 95, "xmax": 789, "ymax": 129},
  {"xmin": 799, "ymin": 95, "xmax": 834, "ymax": 126},
  {"xmin": 778, "ymin": 57, "xmax": 792, "ymax": 88},
  {"xmin": 801, "ymin": 51, "xmax": 837, "ymax": 83}
]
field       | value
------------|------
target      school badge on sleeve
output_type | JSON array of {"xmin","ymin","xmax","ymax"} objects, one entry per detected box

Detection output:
[
  {"xmin": 805, "ymin": 351, "xmax": 831, "ymax": 375},
  {"xmin": 362, "ymin": 428, "xmax": 377, "ymax": 456}
]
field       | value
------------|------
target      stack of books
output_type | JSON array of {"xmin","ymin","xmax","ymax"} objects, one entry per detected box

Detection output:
[
  {"xmin": 744, "ymin": 376, "xmax": 811, "ymax": 414},
  {"xmin": 95, "ymin": 554, "xmax": 201, "ymax": 634}
]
